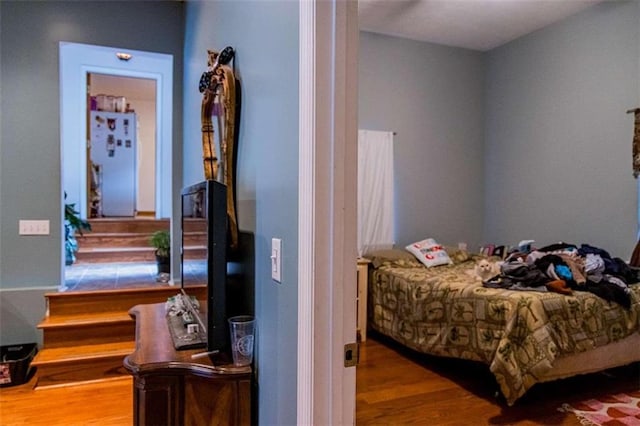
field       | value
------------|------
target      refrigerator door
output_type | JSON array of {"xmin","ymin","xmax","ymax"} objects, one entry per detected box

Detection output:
[{"xmin": 90, "ymin": 111, "xmax": 137, "ymax": 216}]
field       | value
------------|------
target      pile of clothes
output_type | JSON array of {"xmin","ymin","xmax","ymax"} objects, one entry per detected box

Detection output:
[{"xmin": 484, "ymin": 242, "xmax": 639, "ymax": 308}]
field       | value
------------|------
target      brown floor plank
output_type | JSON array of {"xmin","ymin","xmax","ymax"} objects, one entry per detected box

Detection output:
[
  {"xmin": 1, "ymin": 332, "xmax": 636, "ymax": 425},
  {"xmin": 356, "ymin": 333, "xmax": 640, "ymax": 425},
  {"xmin": 0, "ymin": 375, "xmax": 132, "ymax": 425}
]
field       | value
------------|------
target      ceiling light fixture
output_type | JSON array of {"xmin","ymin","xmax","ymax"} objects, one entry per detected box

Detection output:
[{"xmin": 116, "ymin": 52, "xmax": 132, "ymax": 61}]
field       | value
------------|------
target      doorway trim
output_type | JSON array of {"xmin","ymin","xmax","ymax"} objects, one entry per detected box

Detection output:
[
  {"xmin": 60, "ymin": 41, "xmax": 173, "ymax": 221},
  {"xmin": 298, "ymin": 1, "xmax": 358, "ymax": 424}
]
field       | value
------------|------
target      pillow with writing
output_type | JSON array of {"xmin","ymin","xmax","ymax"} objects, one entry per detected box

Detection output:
[{"xmin": 405, "ymin": 238, "xmax": 453, "ymax": 268}]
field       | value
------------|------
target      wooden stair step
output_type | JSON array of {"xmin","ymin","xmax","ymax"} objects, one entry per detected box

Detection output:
[
  {"xmin": 40, "ymin": 311, "xmax": 133, "ymax": 326},
  {"xmin": 77, "ymin": 233, "xmax": 155, "ymax": 248},
  {"xmin": 79, "ymin": 246, "xmax": 169, "ymax": 252},
  {"xmin": 76, "ymin": 217, "xmax": 206, "ymax": 264},
  {"xmin": 75, "ymin": 248, "xmax": 156, "ymax": 263},
  {"xmin": 32, "ymin": 342, "xmax": 135, "ymax": 389},
  {"xmin": 88, "ymin": 218, "xmax": 169, "ymax": 234},
  {"xmin": 33, "ymin": 341, "xmax": 135, "ymax": 364},
  {"xmin": 34, "ymin": 286, "xmax": 207, "ymax": 389},
  {"xmin": 38, "ymin": 313, "xmax": 135, "ymax": 348},
  {"xmin": 87, "ymin": 218, "xmax": 205, "ymax": 233},
  {"xmin": 77, "ymin": 231, "xmax": 206, "ymax": 249},
  {"xmin": 78, "ymin": 246, "xmax": 156, "ymax": 254},
  {"xmin": 75, "ymin": 246, "xmax": 206, "ymax": 263},
  {"xmin": 46, "ymin": 286, "xmax": 207, "ymax": 317}
]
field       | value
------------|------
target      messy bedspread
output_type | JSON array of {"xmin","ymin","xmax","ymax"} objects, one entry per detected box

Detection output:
[
  {"xmin": 483, "ymin": 242, "xmax": 638, "ymax": 309},
  {"xmin": 369, "ymin": 253, "xmax": 640, "ymax": 406}
]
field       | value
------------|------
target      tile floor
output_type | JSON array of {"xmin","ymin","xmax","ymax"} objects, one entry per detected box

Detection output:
[
  {"xmin": 63, "ymin": 261, "xmax": 166, "ymax": 292},
  {"xmin": 63, "ymin": 260, "xmax": 208, "ymax": 292}
]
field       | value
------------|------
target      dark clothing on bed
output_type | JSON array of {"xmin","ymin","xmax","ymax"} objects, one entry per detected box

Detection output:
[
  {"xmin": 484, "ymin": 261, "xmax": 549, "ymax": 289},
  {"xmin": 579, "ymin": 244, "xmax": 640, "ymax": 283},
  {"xmin": 581, "ymin": 281, "xmax": 632, "ymax": 309},
  {"xmin": 538, "ymin": 242, "xmax": 578, "ymax": 252},
  {"xmin": 484, "ymin": 243, "xmax": 637, "ymax": 308}
]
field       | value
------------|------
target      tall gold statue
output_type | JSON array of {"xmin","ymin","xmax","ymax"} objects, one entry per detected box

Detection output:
[{"xmin": 200, "ymin": 47, "xmax": 239, "ymax": 250}]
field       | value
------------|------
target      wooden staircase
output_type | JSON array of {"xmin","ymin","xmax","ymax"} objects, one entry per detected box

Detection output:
[
  {"xmin": 30, "ymin": 217, "xmax": 209, "ymax": 389},
  {"xmin": 75, "ymin": 218, "xmax": 206, "ymax": 263},
  {"xmin": 31, "ymin": 286, "xmax": 206, "ymax": 389}
]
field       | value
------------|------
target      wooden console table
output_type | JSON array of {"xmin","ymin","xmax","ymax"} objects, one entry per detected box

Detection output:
[{"xmin": 124, "ymin": 303, "xmax": 252, "ymax": 426}]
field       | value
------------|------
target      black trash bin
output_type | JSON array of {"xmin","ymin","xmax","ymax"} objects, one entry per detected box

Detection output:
[{"xmin": 0, "ymin": 343, "xmax": 38, "ymax": 387}]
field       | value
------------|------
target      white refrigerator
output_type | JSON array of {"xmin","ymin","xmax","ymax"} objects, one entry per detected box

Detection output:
[{"xmin": 90, "ymin": 111, "xmax": 137, "ymax": 217}]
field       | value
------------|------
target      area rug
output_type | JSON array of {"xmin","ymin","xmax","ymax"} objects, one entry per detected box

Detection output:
[{"xmin": 558, "ymin": 390, "xmax": 640, "ymax": 425}]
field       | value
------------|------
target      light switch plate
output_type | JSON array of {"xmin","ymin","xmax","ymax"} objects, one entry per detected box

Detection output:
[
  {"xmin": 19, "ymin": 220, "xmax": 50, "ymax": 235},
  {"xmin": 271, "ymin": 238, "xmax": 282, "ymax": 283}
]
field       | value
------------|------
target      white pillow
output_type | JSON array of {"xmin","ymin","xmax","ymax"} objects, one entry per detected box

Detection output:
[{"xmin": 405, "ymin": 238, "xmax": 453, "ymax": 268}]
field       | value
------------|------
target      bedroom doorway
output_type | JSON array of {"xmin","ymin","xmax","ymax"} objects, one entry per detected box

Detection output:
[{"xmin": 60, "ymin": 42, "xmax": 174, "ymax": 291}]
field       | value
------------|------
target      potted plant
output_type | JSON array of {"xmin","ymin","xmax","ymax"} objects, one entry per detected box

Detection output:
[
  {"xmin": 64, "ymin": 193, "xmax": 91, "ymax": 265},
  {"xmin": 150, "ymin": 230, "xmax": 171, "ymax": 274}
]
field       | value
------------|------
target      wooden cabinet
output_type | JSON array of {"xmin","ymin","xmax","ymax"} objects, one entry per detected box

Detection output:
[
  {"xmin": 124, "ymin": 304, "xmax": 252, "ymax": 426},
  {"xmin": 356, "ymin": 258, "xmax": 371, "ymax": 342}
]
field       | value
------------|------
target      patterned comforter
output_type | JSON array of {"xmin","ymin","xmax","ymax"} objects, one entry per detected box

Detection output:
[{"xmin": 368, "ymin": 256, "xmax": 640, "ymax": 405}]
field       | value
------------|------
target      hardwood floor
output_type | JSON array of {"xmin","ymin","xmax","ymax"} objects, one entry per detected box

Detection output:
[
  {"xmin": 0, "ymin": 376, "xmax": 132, "ymax": 425},
  {"xmin": 1, "ymin": 332, "xmax": 637, "ymax": 425},
  {"xmin": 357, "ymin": 333, "xmax": 640, "ymax": 425}
]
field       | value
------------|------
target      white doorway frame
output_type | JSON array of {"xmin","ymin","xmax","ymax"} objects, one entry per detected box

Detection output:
[
  {"xmin": 60, "ymin": 42, "xmax": 173, "ymax": 221},
  {"xmin": 298, "ymin": 1, "xmax": 359, "ymax": 424}
]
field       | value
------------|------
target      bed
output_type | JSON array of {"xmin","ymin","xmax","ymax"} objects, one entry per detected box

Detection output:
[{"xmin": 367, "ymin": 246, "xmax": 640, "ymax": 406}]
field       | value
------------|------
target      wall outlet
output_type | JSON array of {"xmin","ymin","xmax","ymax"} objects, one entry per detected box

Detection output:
[{"xmin": 19, "ymin": 220, "xmax": 50, "ymax": 235}]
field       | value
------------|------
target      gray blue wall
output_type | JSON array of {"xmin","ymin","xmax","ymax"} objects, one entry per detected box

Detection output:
[
  {"xmin": 3, "ymin": 1, "xmax": 638, "ymax": 422},
  {"xmin": 359, "ymin": 32, "xmax": 486, "ymax": 250},
  {"xmin": 183, "ymin": 2, "xmax": 299, "ymax": 425},
  {"xmin": 0, "ymin": 1, "xmax": 184, "ymax": 344},
  {"xmin": 361, "ymin": 1, "xmax": 640, "ymax": 259},
  {"xmin": 1, "ymin": 1, "xmax": 299, "ymax": 422},
  {"xmin": 485, "ymin": 1, "xmax": 640, "ymax": 258}
]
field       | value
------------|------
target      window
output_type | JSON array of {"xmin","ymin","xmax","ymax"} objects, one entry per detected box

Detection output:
[{"xmin": 357, "ymin": 130, "xmax": 395, "ymax": 257}]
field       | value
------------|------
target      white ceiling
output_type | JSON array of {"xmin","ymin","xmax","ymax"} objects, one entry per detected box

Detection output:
[
  {"xmin": 358, "ymin": 0, "xmax": 605, "ymax": 51},
  {"xmin": 90, "ymin": 73, "xmax": 156, "ymax": 102}
]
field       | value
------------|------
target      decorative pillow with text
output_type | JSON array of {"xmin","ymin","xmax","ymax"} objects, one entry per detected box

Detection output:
[{"xmin": 405, "ymin": 238, "xmax": 453, "ymax": 268}]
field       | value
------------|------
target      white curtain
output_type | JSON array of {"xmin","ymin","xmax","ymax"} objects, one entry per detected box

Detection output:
[{"xmin": 358, "ymin": 130, "xmax": 395, "ymax": 257}]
